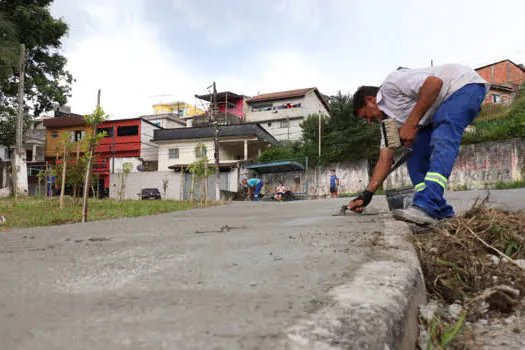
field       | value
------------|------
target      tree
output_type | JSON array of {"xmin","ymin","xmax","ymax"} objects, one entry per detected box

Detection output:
[
  {"xmin": 0, "ymin": 0, "xmax": 73, "ymax": 132},
  {"xmin": 162, "ymin": 176, "xmax": 169, "ymax": 199},
  {"xmin": 82, "ymin": 104, "xmax": 107, "ymax": 222},
  {"xmin": 187, "ymin": 143, "xmax": 216, "ymax": 204},
  {"xmin": 0, "ymin": 13, "xmax": 19, "ymax": 81},
  {"xmin": 0, "ymin": 112, "xmax": 32, "ymax": 157},
  {"xmin": 118, "ymin": 162, "xmax": 133, "ymax": 200},
  {"xmin": 58, "ymin": 131, "xmax": 73, "ymax": 208},
  {"xmin": 257, "ymin": 143, "xmax": 300, "ymax": 163}
]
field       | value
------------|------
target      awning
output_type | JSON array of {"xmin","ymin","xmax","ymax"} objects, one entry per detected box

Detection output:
[{"xmin": 244, "ymin": 160, "xmax": 305, "ymax": 174}]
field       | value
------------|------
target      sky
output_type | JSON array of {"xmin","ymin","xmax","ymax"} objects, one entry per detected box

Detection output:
[{"xmin": 50, "ymin": 0, "xmax": 525, "ymax": 119}]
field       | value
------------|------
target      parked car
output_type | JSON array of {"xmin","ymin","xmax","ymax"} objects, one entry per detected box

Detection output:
[{"xmin": 140, "ymin": 188, "xmax": 161, "ymax": 200}]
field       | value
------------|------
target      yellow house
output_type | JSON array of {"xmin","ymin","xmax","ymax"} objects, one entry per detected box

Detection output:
[{"xmin": 152, "ymin": 101, "xmax": 204, "ymax": 118}]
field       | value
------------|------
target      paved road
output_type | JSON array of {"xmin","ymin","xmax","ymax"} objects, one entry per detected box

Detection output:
[{"xmin": 0, "ymin": 189, "xmax": 523, "ymax": 350}]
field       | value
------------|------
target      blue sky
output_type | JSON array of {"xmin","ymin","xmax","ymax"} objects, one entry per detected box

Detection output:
[{"xmin": 51, "ymin": 0, "xmax": 525, "ymax": 118}]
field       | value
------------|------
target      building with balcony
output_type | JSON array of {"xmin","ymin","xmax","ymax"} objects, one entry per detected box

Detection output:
[{"xmin": 244, "ymin": 87, "xmax": 330, "ymax": 142}]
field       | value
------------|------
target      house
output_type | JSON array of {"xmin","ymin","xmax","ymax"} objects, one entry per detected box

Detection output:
[
  {"xmin": 152, "ymin": 124, "xmax": 280, "ymax": 198},
  {"xmin": 93, "ymin": 118, "xmax": 163, "ymax": 194},
  {"xmin": 191, "ymin": 91, "xmax": 247, "ymax": 127},
  {"xmin": 152, "ymin": 101, "xmax": 204, "ymax": 118},
  {"xmin": 475, "ymin": 59, "xmax": 525, "ymax": 104},
  {"xmin": 0, "ymin": 117, "xmax": 45, "ymax": 163},
  {"xmin": 244, "ymin": 87, "xmax": 330, "ymax": 142},
  {"xmin": 43, "ymin": 116, "xmax": 91, "ymax": 161}
]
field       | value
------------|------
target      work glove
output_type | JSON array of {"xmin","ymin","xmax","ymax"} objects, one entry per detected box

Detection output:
[{"xmin": 349, "ymin": 190, "xmax": 374, "ymax": 212}]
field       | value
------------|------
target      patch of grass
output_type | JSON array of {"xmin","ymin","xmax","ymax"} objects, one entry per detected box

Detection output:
[
  {"xmin": 462, "ymin": 93, "xmax": 525, "ymax": 145},
  {"xmin": 493, "ymin": 179, "xmax": 525, "ymax": 190},
  {"xmin": 0, "ymin": 197, "xmax": 197, "ymax": 230},
  {"xmin": 338, "ymin": 192, "xmax": 360, "ymax": 198},
  {"xmin": 453, "ymin": 184, "xmax": 469, "ymax": 192}
]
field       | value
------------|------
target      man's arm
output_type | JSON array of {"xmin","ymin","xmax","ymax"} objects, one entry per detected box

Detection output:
[
  {"xmin": 399, "ymin": 76, "xmax": 443, "ymax": 146},
  {"xmin": 366, "ymin": 148, "xmax": 395, "ymax": 192},
  {"xmin": 349, "ymin": 148, "xmax": 394, "ymax": 212}
]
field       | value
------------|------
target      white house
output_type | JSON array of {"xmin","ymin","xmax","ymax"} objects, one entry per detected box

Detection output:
[
  {"xmin": 244, "ymin": 87, "xmax": 330, "ymax": 142},
  {"xmin": 152, "ymin": 124, "xmax": 280, "ymax": 198}
]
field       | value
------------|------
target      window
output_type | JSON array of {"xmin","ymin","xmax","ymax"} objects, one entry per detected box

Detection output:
[
  {"xmin": 492, "ymin": 94, "xmax": 502, "ymax": 104},
  {"xmin": 155, "ymin": 122, "xmax": 161, "ymax": 127},
  {"xmin": 280, "ymin": 120, "xmax": 289, "ymax": 128},
  {"xmin": 117, "ymin": 125, "xmax": 139, "ymax": 136},
  {"xmin": 51, "ymin": 132, "xmax": 58, "ymax": 138},
  {"xmin": 168, "ymin": 148, "xmax": 179, "ymax": 159},
  {"xmin": 97, "ymin": 127, "xmax": 113, "ymax": 137},
  {"xmin": 267, "ymin": 122, "xmax": 272, "ymax": 127},
  {"xmin": 70, "ymin": 130, "xmax": 85, "ymax": 142},
  {"xmin": 196, "ymin": 147, "xmax": 206, "ymax": 158},
  {"xmin": 3, "ymin": 148, "xmax": 8, "ymax": 159}
]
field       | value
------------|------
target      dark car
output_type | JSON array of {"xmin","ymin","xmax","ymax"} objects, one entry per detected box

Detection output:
[{"xmin": 140, "ymin": 188, "xmax": 161, "ymax": 200}]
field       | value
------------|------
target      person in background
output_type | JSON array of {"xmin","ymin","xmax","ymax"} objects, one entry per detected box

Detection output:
[
  {"xmin": 241, "ymin": 177, "xmax": 264, "ymax": 201},
  {"xmin": 330, "ymin": 169, "xmax": 339, "ymax": 198},
  {"xmin": 274, "ymin": 182, "xmax": 287, "ymax": 201}
]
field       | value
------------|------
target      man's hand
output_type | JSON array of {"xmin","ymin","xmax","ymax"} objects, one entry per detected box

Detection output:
[
  {"xmin": 349, "ymin": 190, "xmax": 374, "ymax": 213},
  {"xmin": 398, "ymin": 121, "xmax": 418, "ymax": 147}
]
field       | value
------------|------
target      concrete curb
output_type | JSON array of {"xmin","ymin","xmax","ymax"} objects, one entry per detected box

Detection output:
[{"xmin": 281, "ymin": 219, "xmax": 426, "ymax": 350}]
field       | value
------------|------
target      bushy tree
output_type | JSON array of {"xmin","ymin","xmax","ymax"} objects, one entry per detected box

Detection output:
[{"xmin": 0, "ymin": 0, "xmax": 73, "ymax": 147}]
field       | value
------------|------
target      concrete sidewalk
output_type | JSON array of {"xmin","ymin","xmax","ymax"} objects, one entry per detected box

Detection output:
[{"xmin": 0, "ymin": 189, "xmax": 522, "ymax": 349}]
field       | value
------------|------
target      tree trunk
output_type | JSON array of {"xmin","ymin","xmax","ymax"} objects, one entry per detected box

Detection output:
[
  {"xmin": 204, "ymin": 162, "xmax": 208, "ymax": 206},
  {"xmin": 191, "ymin": 171, "xmax": 195, "ymax": 201},
  {"xmin": 59, "ymin": 143, "xmax": 68, "ymax": 209},
  {"xmin": 81, "ymin": 148, "xmax": 93, "ymax": 223},
  {"xmin": 180, "ymin": 168, "xmax": 184, "ymax": 200}
]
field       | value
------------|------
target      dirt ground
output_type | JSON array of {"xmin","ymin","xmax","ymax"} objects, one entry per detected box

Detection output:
[{"xmin": 414, "ymin": 196, "xmax": 525, "ymax": 349}]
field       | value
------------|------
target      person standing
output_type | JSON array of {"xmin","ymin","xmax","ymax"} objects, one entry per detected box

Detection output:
[{"xmin": 329, "ymin": 169, "xmax": 339, "ymax": 198}]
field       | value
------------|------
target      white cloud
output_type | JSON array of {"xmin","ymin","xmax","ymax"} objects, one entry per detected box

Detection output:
[
  {"xmin": 52, "ymin": 0, "xmax": 206, "ymax": 118},
  {"xmin": 50, "ymin": 0, "xmax": 525, "ymax": 118}
]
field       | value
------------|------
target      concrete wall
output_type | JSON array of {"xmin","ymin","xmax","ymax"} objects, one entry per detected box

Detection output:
[
  {"xmin": 258, "ymin": 159, "xmax": 369, "ymax": 197},
  {"xmin": 112, "ymin": 157, "xmax": 143, "ymax": 173},
  {"xmin": 109, "ymin": 171, "xmax": 181, "ymax": 200},
  {"xmin": 158, "ymin": 140, "xmax": 215, "ymax": 171},
  {"xmin": 140, "ymin": 121, "xmax": 160, "ymax": 161},
  {"xmin": 384, "ymin": 138, "xmax": 525, "ymax": 191},
  {"xmin": 259, "ymin": 118, "xmax": 303, "ymax": 142},
  {"xmin": 304, "ymin": 91, "xmax": 329, "ymax": 117}
]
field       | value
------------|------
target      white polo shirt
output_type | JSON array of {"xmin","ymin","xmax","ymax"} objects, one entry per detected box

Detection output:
[{"xmin": 378, "ymin": 64, "xmax": 489, "ymax": 149}]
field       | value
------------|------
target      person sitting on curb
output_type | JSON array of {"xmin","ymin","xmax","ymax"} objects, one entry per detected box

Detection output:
[
  {"xmin": 274, "ymin": 182, "xmax": 287, "ymax": 201},
  {"xmin": 241, "ymin": 177, "xmax": 264, "ymax": 201},
  {"xmin": 348, "ymin": 64, "xmax": 489, "ymax": 225}
]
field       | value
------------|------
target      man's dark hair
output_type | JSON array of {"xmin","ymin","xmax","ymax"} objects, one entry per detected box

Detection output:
[{"xmin": 352, "ymin": 86, "xmax": 380, "ymax": 116}]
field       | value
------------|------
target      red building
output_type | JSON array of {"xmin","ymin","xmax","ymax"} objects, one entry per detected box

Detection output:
[
  {"xmin": 93, "ymin": 118, "xmax": 162, "ymax": 193},
  {"xmin": 475, "ymin": 59, "xmax": 525, "ymax": 105},
  {"xmin": 191, "ymin": 91, "xmax": 247, "ymax": 127}
]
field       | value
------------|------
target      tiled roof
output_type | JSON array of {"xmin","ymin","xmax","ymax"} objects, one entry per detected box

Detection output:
[
  {"xmin": 246, "ymin": 88, "xmax": 315, "ymax": 103},
  {"xmin": 43, "ymin": 116, "xmax": 86, "ymax": 128}
]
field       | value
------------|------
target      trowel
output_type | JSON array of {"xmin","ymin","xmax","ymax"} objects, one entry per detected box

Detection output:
[{"xmin": 333, "ymin": 148, "xmax": 413, "ymax": 217}]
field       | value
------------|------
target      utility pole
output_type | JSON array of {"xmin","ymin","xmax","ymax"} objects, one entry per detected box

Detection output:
[
  {"xmin": 12, "ymin": 43, "xmax": 28, "ymax": 198},
  {"xmin": 212, "ymin": 82, "xmax": 220, "ymax": 201},
  {"xmin": 16, "ymin": 44, "xmax": 25, "ymax": 152}
]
